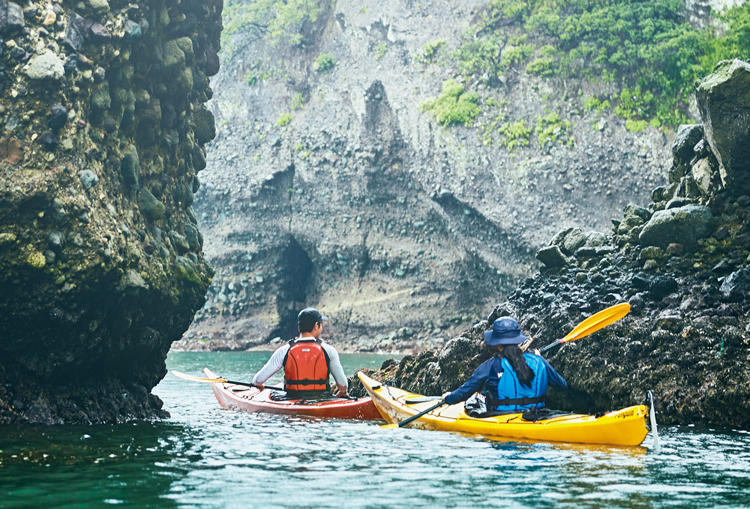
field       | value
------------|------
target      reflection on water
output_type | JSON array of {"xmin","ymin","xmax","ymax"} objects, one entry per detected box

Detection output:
[{"xmin": 1, "ymin": 351, "xmax": 750, "ymax": 508}]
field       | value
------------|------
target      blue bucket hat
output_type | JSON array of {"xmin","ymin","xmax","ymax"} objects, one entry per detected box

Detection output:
[{"xmin": 484, "ymin": 317, "xmax": 527, "ymax": 346}]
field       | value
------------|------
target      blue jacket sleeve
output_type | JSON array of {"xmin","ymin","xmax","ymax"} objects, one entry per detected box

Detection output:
[
  {"xmin": 541, "ymin": 357, "xmax": 567, "ymax": 390},
  {"xmin": 444, "ymin": 358, "xmax": 495, "ymax": 405}
]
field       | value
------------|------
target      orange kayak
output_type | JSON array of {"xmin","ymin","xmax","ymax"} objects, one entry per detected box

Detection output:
[{"xmin": 204, "ymin": 368, "xmax": 381, "ymax": 420}]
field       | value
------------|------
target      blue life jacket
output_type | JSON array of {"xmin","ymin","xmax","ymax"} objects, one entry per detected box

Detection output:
[{"xmin": 494, "ymin": 354, "xmax": 547, "ymax": 412}]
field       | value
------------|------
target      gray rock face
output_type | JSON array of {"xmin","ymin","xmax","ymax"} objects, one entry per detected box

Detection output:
[
  {"xmin": 186, "ymin": 0, "xmax": 668, "ymax": 349},
  {"xmin": 24, "ymin": 50, "xmax": 65, "ymax": 81},
  {"xmin": 696, "ymin": 59, "xmax": 750, "ymax": 193},
  {"xmin": 639, "ymin": 204, "xmax": 713, "ymax": 248}
]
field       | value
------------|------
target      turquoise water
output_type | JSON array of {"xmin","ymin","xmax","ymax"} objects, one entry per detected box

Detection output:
[{"xmin": 1, "ymin": 351, "xmax": 750, "ymax": 508}]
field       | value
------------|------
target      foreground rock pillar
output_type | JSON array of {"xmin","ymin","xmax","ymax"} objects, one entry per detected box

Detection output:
[{"xmin": 0, "ymin": 0, "xmax": 222, "ymax": 423}]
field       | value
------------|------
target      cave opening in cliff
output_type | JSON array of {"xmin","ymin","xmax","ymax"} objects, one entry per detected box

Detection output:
[{"xmin": 268, "ymin": 236, "xmax": 315, "ymax": 341}]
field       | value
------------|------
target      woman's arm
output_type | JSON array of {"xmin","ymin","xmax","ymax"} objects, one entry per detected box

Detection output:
[
  {"xmin": 540, "ymin": 357, "xmax": 567, "ymax": 390},
  {"xmin": 443, "ymin": 358, "xmax": 495, "ymax": 405}
]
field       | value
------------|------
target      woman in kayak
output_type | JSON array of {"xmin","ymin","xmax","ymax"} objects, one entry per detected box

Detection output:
[{"xmin": 443, "ymin": 317, "xmax": 567, "ymax": 412}]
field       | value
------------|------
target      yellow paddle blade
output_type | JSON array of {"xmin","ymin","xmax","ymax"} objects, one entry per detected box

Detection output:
[
  {"xmin": 380, "ymin": 423, "xmax": 399, "ymax": 429},
  {"xmin": 560, "ymin": 302, "xmax": 630, "ymax": 343},
  {"xmin": 171, "ymin": 370, "xmax": 228, "ymax": 384}
]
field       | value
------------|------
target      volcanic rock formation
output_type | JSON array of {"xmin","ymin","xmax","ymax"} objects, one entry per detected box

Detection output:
[
  {"xmin": 0, "ymin": 0, "xmax": 221, "ymax": 423},
  {"xmin": 352, "ymin": 60, "xmax": 750, "ymax": 429},
  {"xmin": 180, "ymin": 0, "xmax": 670, "ymax": 351}
]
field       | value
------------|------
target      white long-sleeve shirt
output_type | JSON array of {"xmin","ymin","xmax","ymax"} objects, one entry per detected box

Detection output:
[{"xmin": 252, "ymin": 339, "xmax": 348, "ymax": 390}]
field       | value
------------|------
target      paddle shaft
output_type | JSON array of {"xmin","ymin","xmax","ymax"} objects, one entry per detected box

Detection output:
[
  {"xmin": 397, "ymin": 400, "xmax": 445, "ymax": 428},
  {"xmin": 538, "ymin": 340, "xmax": 562, "ymax": 354},
  {"xmin": 227, "ymin": 380, "xmax": 284, "ymax": 391}
]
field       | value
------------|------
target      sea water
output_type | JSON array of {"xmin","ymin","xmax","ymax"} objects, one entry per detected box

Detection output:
[{"xmin": 1, "ymin": 351, "xmax": 749, "ymax": 508}]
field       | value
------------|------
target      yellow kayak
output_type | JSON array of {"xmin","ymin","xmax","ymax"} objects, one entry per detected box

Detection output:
[{"xmin": 359, "ymin": 372, "xmax": 650, "ymax": 447}]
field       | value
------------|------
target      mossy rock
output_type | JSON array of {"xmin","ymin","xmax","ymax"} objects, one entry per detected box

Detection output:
[
  {"xmin": 192, "ymin": 107, "xmax": 215, "ymax": 144},
  {"xmin": 138, "ymin": 188, "xmax": 165, "ymax": 219},
  {"xmin": 90, "ymin": 84, "xmax": 111, "ymax": 113},
  {"xmin": 162, "ymin": 40, "xmax": 185, "ymax": 72},
  {"xmin": 121, "ymin": 144, "xmax": 140, "ymax": 189},
  {"xmin": 174, "ymin": 37, "xmax": 194, "ymax": 63},
  {"xmin": 175, "ymin": 255, "xmax": 204, "ymax": 286},
  {"xmin": 26, "ymin": 250, "xmax": 46, "ymax": 269}
]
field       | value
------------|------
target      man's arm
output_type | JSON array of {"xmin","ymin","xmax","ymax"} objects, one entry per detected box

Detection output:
[
  {"xmin": 252, "ymin": 345, "xmax": 290, "ymax": 386},
  {"xmin": 323, "ymin": 344, "xmax": 348, "ymax": 395}
]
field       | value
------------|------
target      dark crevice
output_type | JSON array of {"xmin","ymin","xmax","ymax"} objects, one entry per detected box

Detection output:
[{"xmin": 266, "ymin": 235, "xmax": 315, "ymax": 341}]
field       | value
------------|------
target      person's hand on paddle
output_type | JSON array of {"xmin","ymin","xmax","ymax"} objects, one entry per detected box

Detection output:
[
  {"xmin": 335, "ymin": 384, "xmax": 347, "ymax": 397},
  {"xmin": 254, "ymin": 383, "xmax": 264, "ymax": 391}
]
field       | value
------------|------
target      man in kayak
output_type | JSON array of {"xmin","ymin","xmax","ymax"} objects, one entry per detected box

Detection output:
[
  {"xmin": 442, "ymin": 317, "xmax": 567, "ymax": 412},
  {"xmin": 252, "ymin": 308, "xmax": 348, "ymax": 398}
]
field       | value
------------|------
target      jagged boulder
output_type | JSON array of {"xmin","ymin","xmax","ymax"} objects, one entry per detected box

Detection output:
[
  {"xmin": 669, "ymin": 124, "xmax": 704, "ymax": 183},
  {"xmin": 536, "ymin": 245, "xmax": 568, "ymax": 268},
  {"xmin": 720, "ymin": 267, "xmax": 750, "ymax": 302},
  {"xmin": 638, "ymin": 204, "xmax": 713, "ymax": 248},
  {"xmin": 696, "ymin": 59, "xmax": 750, "ymax": 194},
  {"xmin": 24, "ymin": 50, "xmax": 65, "ymax": 81}
]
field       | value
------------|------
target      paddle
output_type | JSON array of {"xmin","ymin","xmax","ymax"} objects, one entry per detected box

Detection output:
[
  {"xmin": 405, "ymin": 396, "xmax": 443, "ymax": 404},
  {"xmin": 537, "ymin": 302, "xmax": 630, "ymax": 354},
  {"xmin": 381, "ymin": 400, "xmax": 446, "ymax": 429},
  {"xmin": 171, "ymin": 370, "xmax": 284, "ymax": 391},
  {"xmin": 383, "ymin": 302, "xmax": 631, "ymax": 429}
]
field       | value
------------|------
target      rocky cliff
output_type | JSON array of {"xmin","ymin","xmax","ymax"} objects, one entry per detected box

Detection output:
[
  {"xmin": 352, "ymin": 60, "xmax": 750, "ymax": 429},
  {"xmin": 0, "ymin": 0, "xmax": 221, "ymax": 423},
  {"xmin": 178, "ymin": 0, "xmax": 674, "ymax": 352}
]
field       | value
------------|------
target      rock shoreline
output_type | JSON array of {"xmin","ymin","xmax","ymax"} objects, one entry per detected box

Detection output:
[{"xmin": 351, "ymin": 60, "xmax": 750, "ymax": 429}]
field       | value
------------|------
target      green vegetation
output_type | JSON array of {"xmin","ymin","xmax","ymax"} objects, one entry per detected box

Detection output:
[
  {"xmin": 222, "ymin": 0, "xmax": 330, "ymax": 82},
  {"xmin": 583, "ymin": 96, "xmax": 610, "ymax": 112},
  {"xmin": 498, "ymin": 120, "xmax": 532, "ymax": 150},
  {"xmin": 374, "ymin": 43, "xmax": 388, "ymax": 60},
  {"xmin": 291, "ymin": 92, "xmax": 306, "ymax": 110},
  {"xmin": 314, "ymin": 53, "xmax": 335, "ymax": 72},
  {"xmin": 536, "ymin": 112, "xmax": 572, "ymax": 148},
  {"xmin": 276, "ymin": 113, "xmax": 292, "ymax": 127},
  {"xmin": 450, "ymin": 0, "xmax": 750, "ymax": 127},
  {"xmin": 223, "ymin": 0, "xmax": 330, "ymax": 48},
  {"xmin": 420, "ymin": 79, "xmax": 481, "ymax": 126},
  {"xmin": 416, "ymin": 39, "xmax": 445, "ymax": 63},
  {"xmin": 525, "ymin": 44, "xmax": 556, "ymax": 76},
  {"xmin": 499, "ymin": 35, "xmax": 534, "ymax": 67},
  {"xmin": 625, "ymin": 119, "xmax": 649, "ymax": 133},
  {"xmin": 245, "ymin": 70, "xmax": 268, "ymax": 87}
]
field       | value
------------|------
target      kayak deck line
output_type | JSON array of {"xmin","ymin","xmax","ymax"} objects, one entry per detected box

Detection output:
[{"xmin": 359, "ymin": 372, "xmax": 649, "ymax": 447}]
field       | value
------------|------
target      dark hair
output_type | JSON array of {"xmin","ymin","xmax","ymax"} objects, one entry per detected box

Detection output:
[
  {"xmin": 297, "ymin": 308, "xmax": 322, "ymax": 333},
  {"xmin": 499, "ymin": 345, "xmax": 534, "ymax": 387}
]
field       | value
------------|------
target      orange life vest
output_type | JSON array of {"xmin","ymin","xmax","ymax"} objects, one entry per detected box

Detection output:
[{"xmin": 283, "ymin": 338, "xmax": 330, "ymax": 393}]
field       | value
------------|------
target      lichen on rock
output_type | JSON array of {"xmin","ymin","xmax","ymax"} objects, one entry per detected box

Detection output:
[{"xmin": 0, "ymin": 0, "xmax": 223, "ymax": 424}]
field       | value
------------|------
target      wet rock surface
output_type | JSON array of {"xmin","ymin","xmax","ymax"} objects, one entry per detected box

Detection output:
[
  {"xmin": 0, "ymin": 0, "xmax": 222, "ymax": 423},
  {"xmin": 352, "ymin": 61, "xmax": 750, "ymax": 429}
]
